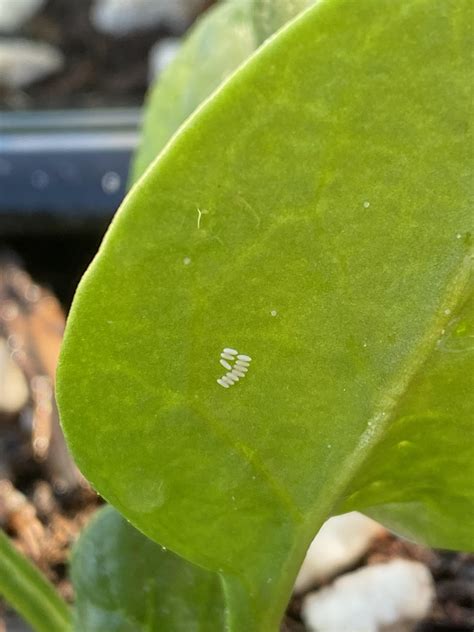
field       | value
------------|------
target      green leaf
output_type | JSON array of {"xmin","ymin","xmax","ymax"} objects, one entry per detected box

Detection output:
[
  {"xmin": 339, "ymin": 286, "xmax": 474, "ymax": 549},
  {"xmin": 58, "ymin": 0, "xmax": 473, "ymax": 629},
  {"xmin": 71, "ymin": 506, "xmax": 225, "ymax": 631},
  {"xmin": 0, "ymin": 529, "xmax": 71, "ymax": 632},
  {"xmin": 130, "ymin": 0, "xmax": 257, "ymax": 184},
  {"xmin": 252, "ymin": 0, "xmax": 313, "ymax": 42}
]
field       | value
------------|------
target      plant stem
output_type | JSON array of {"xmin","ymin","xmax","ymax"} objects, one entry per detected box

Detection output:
[
  {"xmin": 221, "ymin": 521, "xmax": 316, "ymax": 632},
  {"xmin": 0, "ymin": 529, "xmax": 71, "ymax": 632}
]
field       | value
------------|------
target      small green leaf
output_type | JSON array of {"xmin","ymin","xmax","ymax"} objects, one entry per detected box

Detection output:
[
  {"xmin": 58, "ymin": 0, "xmax": 473, "ymax": 629},
  {"xmin": 71, "ymin": 506, "xmax": 225, "ymax": 631},
  {"xmin": 131, "ymin": 0, "xmax": 257, "ymax": 183},
  {"xmin": 0, "ymin": 529, "xmax": 71, "ymax": 632}
]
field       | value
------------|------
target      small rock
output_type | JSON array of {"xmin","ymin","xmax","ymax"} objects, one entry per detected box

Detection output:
[
  {"xmin": 0, "ymin": 39, "xmax": 64, "ymax": 88},
  {"xmin": 0, "ymin": 0, "xmax": 45, "ymax": 33},
  {"xmin": 0, "ymin": 338, "xmax": 28, "ymax": 413},
  {"xmin": 301, "ymin": 559, "xmax": 435, "ymax": 632},
  {"xmin": 148, "ymin": 37, "xmax": 181, "ymax": 82},
  {"xmin": 90, "ymin": 0, "xmax": 207, "ymax": 36},
  {"xmin": 294, "ymin": 512, "xmax": 386, "ymax": 593}
]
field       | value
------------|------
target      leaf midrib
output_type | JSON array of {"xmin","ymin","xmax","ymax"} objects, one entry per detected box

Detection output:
[{"xmin": 309, "ymin": 251, "xmax": 473, "ymax": 529}]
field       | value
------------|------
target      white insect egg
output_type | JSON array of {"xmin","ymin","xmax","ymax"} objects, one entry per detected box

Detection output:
[
  {"xmin": 221, "ymin": 352, "xmax": 235, "ymax": 361},
  {"xmin": 236, "ymin": 359, "xmax": 250, "ymax": 368},
  {"xmin": 444, "ymin": 308, "xmax": 452, "ymax": 316},
  {"xmin": 270, "ymin": 310, "xmax": 277, "ymax": 317},
  {"xmin": 183, "ymin": 256, "xmax": 191, "ymax": 265},
  {"xmin": 363, "ymin": 201, "xmax": 370, "ymax": 208},
  {"xmin": 217, "ymin": 347, "xmax": 252, "ymax": 389}
]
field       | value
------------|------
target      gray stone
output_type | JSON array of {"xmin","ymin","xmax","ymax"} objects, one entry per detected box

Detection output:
[
  {"xmin": 0, "ymin": 0, "xmax": 45, "ymax": 33},
  {"xmin": 0, "ymin": 39, "xmax": 63, "ymax": 88}
]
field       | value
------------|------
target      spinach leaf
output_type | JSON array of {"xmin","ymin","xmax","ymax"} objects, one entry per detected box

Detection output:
[{"xmin": 58, "ymin": 0, "xmax": 473, "ymax": 628}]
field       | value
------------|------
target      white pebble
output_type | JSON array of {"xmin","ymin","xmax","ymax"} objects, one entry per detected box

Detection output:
[
  {"xmin": 0, "ymin": 39, "xmax": 63, "ymax": 88},
  {"xmin": 219, "ymin": 359, "xmax": 232, "ymax": 371},
  {"xmin": 0, "ymin": 0, "xmax": 45, "ymax": 33},
  {"xmin": 295, "ymin": 513, "xmax": 385, "ymax": 593},
  {"xmin": 237, "ymin": 354, "xmax": 252, "ymax": 361},
  {"xmin": 301, "ymin": 559, "xmax": 434, "ymax": 632},
  {"xmin": 91, "ymin": 0, "xmax": 207, "ymax": 36},
  {"xmin": 223, "ymin": 348, "xmax": 238, "ymax": 355}
]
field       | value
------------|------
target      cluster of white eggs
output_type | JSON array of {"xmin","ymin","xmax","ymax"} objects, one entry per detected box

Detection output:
[{"xmin": 217, "ymin": 348, "xmax": 252, "ymax": 389}]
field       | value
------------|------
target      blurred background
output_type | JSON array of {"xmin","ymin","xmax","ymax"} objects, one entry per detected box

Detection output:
[
  {"xmin": 0, "ymin": 1, "xmax": 472, "ymax": 631},
  {"xmin": 0, "ymin": 2, "xmax": 215, "ymax": 630}
]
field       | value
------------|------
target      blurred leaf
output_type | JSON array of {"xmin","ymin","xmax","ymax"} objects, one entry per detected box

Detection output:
[
  {"xmin": 131, "ymin": 0, "xmax": 257, "ymax": 183},
  {"xmin": 0, "ymin": 529, "xmax": 71, "ymax": 632},
  {"xmin": 58, "ymin": 0, "xmax": 473, "ymax": 629},
  {"xmin": 252, "ymin": 0, "xmax": 313, "ymax": 42},
  {"xmin": 71, "ymin": 506, "xmax": 225, "ymax": 631}
]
